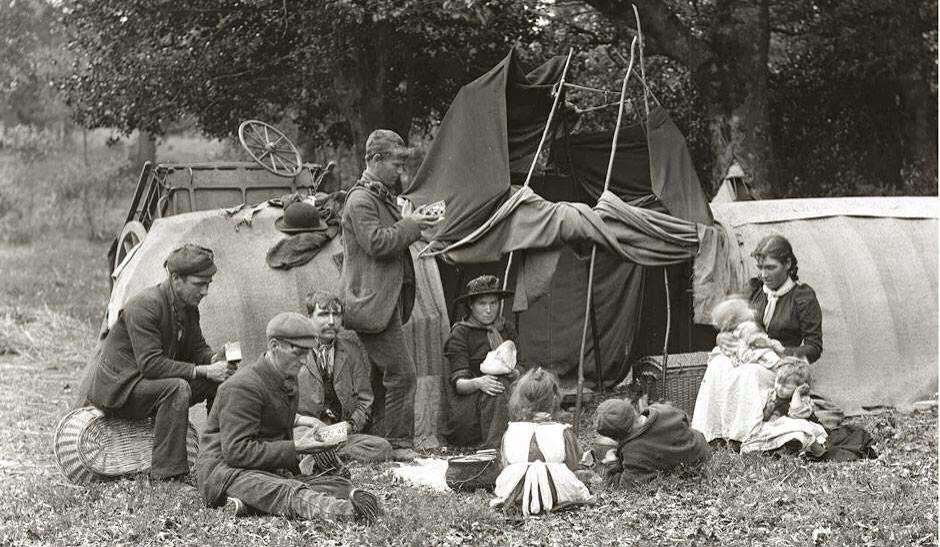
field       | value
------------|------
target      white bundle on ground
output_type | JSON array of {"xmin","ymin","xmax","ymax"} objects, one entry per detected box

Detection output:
[{"xmin": 388, "ymin": 458, "xmax": 451, "ymax": 492}]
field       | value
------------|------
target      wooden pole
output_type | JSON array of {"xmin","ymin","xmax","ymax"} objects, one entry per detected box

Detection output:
[
  {"xmin": 500, "ymin": 49, "xmax": 575, "ymax": 309},
  {"xmin": 574, "ymin": 36, "xmax": 638, "ymax": 436},
  {"xmin": 661, "ymin": 268, "xmax": 671, "ymax": 400},
  {"xmin": 633, "ymin": 4, "xmax": 650, "ymax": 120},
  {"xmin": 632, "ymin": 6, "xmax": 671, "ymax": 395}
]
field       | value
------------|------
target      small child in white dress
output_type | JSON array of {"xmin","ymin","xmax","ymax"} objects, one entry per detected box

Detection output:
[
  {"xmin": 490, "ymin": 367, "xmax": 592, "ymax": 516},
  {"xmin": 710, "ymin": 296, "xmax": 785, "ymax": 368}
]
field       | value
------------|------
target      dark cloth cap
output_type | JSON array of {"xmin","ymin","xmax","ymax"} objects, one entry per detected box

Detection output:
[
  {"xmin": 594, "ymin": 398, "xmax": 636, "ymax": 440},
  {"xmin": 266, "ymin": 311, "xmax": 318, "ymax": 348},
  {"xmin": 365, "ymin": 129, "xmax": 411, "ymax": 159},
  {"xmin": 275, "ymin": 201, "xmax": 328, "ymax": 234},
  {"xmin": 455, "ymin": 275, "xmax": 513, "ymax": 304},
  {"xmin": 164, "ymin": 244, "xmax": 217, "ymax": 278}
]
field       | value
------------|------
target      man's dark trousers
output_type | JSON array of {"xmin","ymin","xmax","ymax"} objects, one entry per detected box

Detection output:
[
  {"xmin": 359, "ymin": 309, "xmax": 416, "ymax": 449},
  {"xmin": 111, "ymin": 377, "xmax": 217, "ymax": 479}
]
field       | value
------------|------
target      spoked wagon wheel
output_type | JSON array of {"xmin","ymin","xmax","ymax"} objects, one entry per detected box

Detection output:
[
  {"xmin": 113, "ymin": 220, "xmax": 147, "ymax": 274},
  {"xmin": 238, "ymin": 120, "xmax": 303, "ymax": 177}
]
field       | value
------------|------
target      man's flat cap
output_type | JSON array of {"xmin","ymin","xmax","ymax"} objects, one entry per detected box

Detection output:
[
  {"xmin": 164, "ymin": 244, "xmax": 217, "ymax": 278},
  {"xmin": 266, "ymin": 312, "xmax": 318, "ymax": 348}
]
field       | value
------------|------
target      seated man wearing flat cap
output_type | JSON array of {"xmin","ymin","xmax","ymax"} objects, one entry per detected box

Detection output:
[
  {"xmin": 86, "ymin": 243, "xmax": 231, "ymax": 481},
  {"xmin": 196, "ymin": 312, "xmax": 382, "ymax": 523}
]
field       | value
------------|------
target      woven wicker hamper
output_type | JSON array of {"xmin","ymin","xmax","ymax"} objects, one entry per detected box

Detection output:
[
  {"xmin": 53, "ymin": 406, "xmax": 199, "ymax": 484},
  {"xmin": 632, "ymin": 351, "xmax": 711, "ymax": 418}
]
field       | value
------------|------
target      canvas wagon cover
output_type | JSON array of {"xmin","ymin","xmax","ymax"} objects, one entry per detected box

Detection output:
[{"xmin": 710, "ymin": 197, "xmax": 939, "ymax": 413}]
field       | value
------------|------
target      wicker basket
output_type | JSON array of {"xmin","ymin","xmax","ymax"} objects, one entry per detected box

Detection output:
[
  {"xmin": 53, "ymin": 406, "xmax": 199, "ymax": 484},
  {"xmin": 632, "ymin": 352, "xmax": 711, "ymax": 417},
  {"xmin": 446, "ymin": 452, "xmax": 500, "ymax": 492}
]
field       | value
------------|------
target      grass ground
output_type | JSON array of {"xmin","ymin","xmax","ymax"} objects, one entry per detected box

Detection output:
[{"xmin": 0, "ymin": 238, "xmax": 936, "ymax": 546}]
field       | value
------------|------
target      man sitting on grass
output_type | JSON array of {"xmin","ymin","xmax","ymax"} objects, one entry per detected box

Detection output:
[
  {"xmin": 86, "ymin": 243, "xmax": 231, "ymax": 481},
  {"xmin": 294, "ymin": 290, "xmax": 392, "ymax": 465},
  {"xmin": 196, "ymin": 312, "xmax": 382, "ymax": 523}
]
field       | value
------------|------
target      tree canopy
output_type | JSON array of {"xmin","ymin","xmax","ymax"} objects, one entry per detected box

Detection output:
[
  {"xmin": 18, "ymin": 0, "xmax": 933, "ymax": 197},
  {"xmin": 61, "ymin": 0, "xmax": 543, "ymax": 159}
]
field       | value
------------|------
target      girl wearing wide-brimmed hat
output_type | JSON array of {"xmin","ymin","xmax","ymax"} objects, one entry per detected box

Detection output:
[{"xmin": 443, "ymin": 275, "xmax": 519, "ymax": 449}]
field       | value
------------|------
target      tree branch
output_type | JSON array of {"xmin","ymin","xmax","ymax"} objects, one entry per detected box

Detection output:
[{"xmin": 582, "ymin": 0, "xmax": 714, "ymax": 70}]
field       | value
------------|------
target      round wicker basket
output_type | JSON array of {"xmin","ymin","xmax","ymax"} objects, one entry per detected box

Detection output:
[
  {"xmin": 445, "ymin": 452, "xmax": 500, "ymax": 492},
  {"xmin": 53, "ymin": 406, "xmax": 199, "ymax": 484}
]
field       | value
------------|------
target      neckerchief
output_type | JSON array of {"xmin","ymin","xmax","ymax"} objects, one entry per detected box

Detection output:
[
  {"xmin": 457, "ymin": 316, "xmax": 505, "ymax": 350},
  {"xmin": 313, "ymin": 338, "xmax": 335, "ymax": 377},
  {"xmin": 762, "ymin": 277, "xmax": 797, "ymax": 327},
  {"xmin": 357, "ymin": 171, "xmax": 397, "ymax": 207},
  {"xmin": 166, "ymin": 281, "xmax": 190, "ymax": 345}
]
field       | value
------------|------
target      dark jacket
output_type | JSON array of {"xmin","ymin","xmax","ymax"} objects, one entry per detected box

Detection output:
[
  {"xmin": 444, "ymin": 320, "xmax": 518, "ymax": 387},
  {"xmin": 196, "ymin": 354, "xmax": 300, "ymax": 507},
  {"xmin": 749, "ymin": 278, "xmax": 823, "ymax": 363},
  {"xmin": 607, "ymin": 404, "xmax": 711, "ymax": 487},
  {"xmin": 297, "ymin": 333, "xmax": 374, "ymax": 432},
  {"xmin": 340, "ymin": 176, "xmax": 420, "ymax": 333},
  {"xmin": 87, "ymin": 281, "xmax": 214, "ymax": 409}
]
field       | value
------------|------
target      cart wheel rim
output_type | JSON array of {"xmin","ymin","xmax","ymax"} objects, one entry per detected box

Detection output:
[
  {"xmin": 238, "ymin": 120, "xmax": 303, "ymax": 178},
  {"xmin": 113, "ymin": 220, "xmax": 147, "ymax": 275}
]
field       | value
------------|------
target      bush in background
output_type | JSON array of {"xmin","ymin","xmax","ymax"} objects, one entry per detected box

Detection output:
[{"xmin": 0, "ymin": 125, "xmax": 131, "ymax": 244}]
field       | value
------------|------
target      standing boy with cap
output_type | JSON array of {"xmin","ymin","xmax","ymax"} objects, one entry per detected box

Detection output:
[
  {"xmin": 196, "ymin": 312, "xmax": 382, "ymax": 523},
  {"xmin": 341, "ymin": 129, "xmax": 441, "ymax": 459},
  {"xmin": 87, "ymin": 243, "xmax": 231, "ymax": 481}
]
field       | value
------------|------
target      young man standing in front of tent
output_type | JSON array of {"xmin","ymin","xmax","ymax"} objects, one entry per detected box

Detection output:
[{"xmin": 340, "ymin": 129, "xmax": 441, "ymax": 460}]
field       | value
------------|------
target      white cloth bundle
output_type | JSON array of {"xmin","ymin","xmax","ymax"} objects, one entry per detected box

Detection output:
[{"xmin": 479, "ymin": 340, "xmax": 517, "ymax": 376}]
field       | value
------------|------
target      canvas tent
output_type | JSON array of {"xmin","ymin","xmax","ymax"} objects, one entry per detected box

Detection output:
[
  {"xmin": 404, "ymin": 49, "xmax": 714, "ymax": 389},
  {"xmin": 708, "ymin": 197, "xmax": 939, "ymax": 414},
  {"xmin": 74, "ymin": 206, "xmax": 451, "ymax": 448}
]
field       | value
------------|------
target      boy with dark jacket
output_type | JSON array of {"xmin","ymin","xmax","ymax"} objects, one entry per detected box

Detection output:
[{"xmin": 594, "ymin": 398, "xmax": 711, "ymax": 487}]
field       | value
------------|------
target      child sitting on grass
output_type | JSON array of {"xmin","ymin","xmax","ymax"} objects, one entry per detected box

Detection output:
[
  {"xmin": 711, "ymin": 295, "xmax": 785, "ymax": 368},
  {"xmin": 594, "ymin": 398, "xmax": 711, "ymax": 487},
  {"xmin": 762, "ymin": 357, "xmax": 814, "ymax": 422},
  {"xmin": 490, "ymin": 367, "xmax": 593, "ymax": 516}
]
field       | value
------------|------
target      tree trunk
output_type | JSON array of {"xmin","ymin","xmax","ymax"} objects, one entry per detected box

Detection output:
[
  {"xmin": 136, "ymin": 130, "xmax": 156, "ymax": 169},
  {"xmin": 334, "ymin": 26, "xmax": 414, "ymax": 174},
  {"xmin": 692, "ymin": 0, "xmax": 773, "ymax": 196},
  {"xmin": 898, "ymin": 74, "xmax": 938, "ymax": 192},
  {"xmin": 585, "ymin": 0, "xmax": 774, "ymax": 196}
]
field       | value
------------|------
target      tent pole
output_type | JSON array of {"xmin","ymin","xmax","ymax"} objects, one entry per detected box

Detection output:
[
  {"xmin": 575, "ymin": 37, "xmax": 637, "ymax": 436},
  {"xmin": 661, "ymin": 268, "xmax": 671, "ymax": 401},
  {"xmin": 633, "ymin": 6, "xmax": 671, "ymax": 395},
  {"xmin": 500, "ymin": 48, "xmax": 575, "ymax": 312},
  {"xmin": 575, "ymin": 245, "xmax": 598, "ymax": 435},
  {"xmin": 588, "ymin": 269, "xmax": 605, "ymax": 396},
  {"xmin": 633, "ymin": 5, "xmax": 650, "ymax": 120}
]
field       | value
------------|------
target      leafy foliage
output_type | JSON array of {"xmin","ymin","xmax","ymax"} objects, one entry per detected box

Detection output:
[
  {"xmin": 0, "ymin": 0, "xmax": 71, "ymax": 128},
  {"xmin": 564, "ymin": 0, "xmax": 937, "ymax": 197},
  {"xmin": 61, "ymin": 0, "xmax": 543, "ymax": 151},
  {"xmin": 769, "ymin": 0, "xmax": 939, "ymax": 197}
]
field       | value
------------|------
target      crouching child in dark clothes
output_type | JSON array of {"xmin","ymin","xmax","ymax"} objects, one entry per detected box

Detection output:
[{"xmin": 594, "ymin": 398, "xmax": 711, "ymax": 487}]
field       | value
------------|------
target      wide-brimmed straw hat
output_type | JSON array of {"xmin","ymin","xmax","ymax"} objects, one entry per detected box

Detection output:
[
  {"xmin": 275, "ymin": 202, "xmax": 328, "ymax": 234},
  {"xmin": 455, "ymin": 275, "xmax": 513, "ymax": 304}
]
